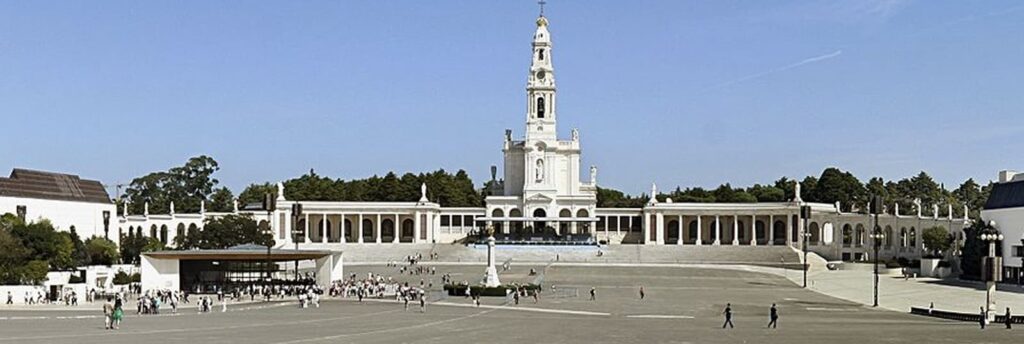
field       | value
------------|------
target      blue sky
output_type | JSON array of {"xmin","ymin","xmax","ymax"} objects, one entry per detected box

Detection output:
[{"xmin": 1, "ymin": 1, "xmax": 1022, "ymax": 195}]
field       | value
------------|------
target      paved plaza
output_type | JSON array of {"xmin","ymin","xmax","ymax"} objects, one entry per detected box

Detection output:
[{"xmin": 1, "ymin": 265, "xmax": 1018, "ymax": 344}]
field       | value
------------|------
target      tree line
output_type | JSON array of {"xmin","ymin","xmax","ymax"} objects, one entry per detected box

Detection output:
[
  {"xmin": 598, "ymin": 167, "xmax": 991, "ymax": 219},
  {"xmin": 237, "ymin": 169, "xmax": 483, "ymax": 208}
]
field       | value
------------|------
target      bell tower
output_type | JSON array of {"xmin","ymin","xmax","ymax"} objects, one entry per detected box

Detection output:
[{"xmin": 525, "ymin": 14, "xmax": 557, "ymax": 143}]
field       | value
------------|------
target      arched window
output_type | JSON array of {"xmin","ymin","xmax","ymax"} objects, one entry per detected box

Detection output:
[
  {"xmin": 538, "ymin": 48, "xmax": 545, "ymax": 61},
  {"xmin": 537, "ymin": 97, "xmax": 545, "ymax": 118}
]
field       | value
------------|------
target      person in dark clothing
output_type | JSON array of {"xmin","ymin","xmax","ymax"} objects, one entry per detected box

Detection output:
[
  {"xmin": 767, "ymin": 304, "xmax": 779, "ymax": 328},
  {"xmin": 589, "ymin": 287, "xmax": 596, "ymax": 301},
  {"xmin": 1006, "ymin": 307, "xmax": 1013, "ymax": 330},
  {"xmin": 639, "ymin": 286, "xmax": 645, "ymax": 300},
  {"xmin": 722, "ymin": 303, "xmax": 734, "ymax": 329},
  {"xmin": 980, "ymin": 307, "xmax": 987, "ymax": 329}
]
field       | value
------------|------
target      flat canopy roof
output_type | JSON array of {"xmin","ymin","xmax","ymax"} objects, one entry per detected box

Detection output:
[{"xmin": 143, "ymin": 248, "xmax": 333, "ymax": 261}]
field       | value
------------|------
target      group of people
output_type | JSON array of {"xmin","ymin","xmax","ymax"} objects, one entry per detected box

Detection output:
[
  {"xmin": 720, "ymin": 303, "xmax": 780, "ymax": 329},
  {"xmin": 101, "ymin": 296, "xmax": 125, "ymax": 330},
  {"xmin": 978, "ymin": 306, "xmax": 1015, "ymax": 330},
  {"xmin": 136, "ymin": 290, "xmax": 185, "ymax": 315}
]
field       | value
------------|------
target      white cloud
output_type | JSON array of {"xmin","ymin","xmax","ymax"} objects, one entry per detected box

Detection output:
[{"xmin": 705, "ymin": 50, "xmax": 843, "ymax": 91}]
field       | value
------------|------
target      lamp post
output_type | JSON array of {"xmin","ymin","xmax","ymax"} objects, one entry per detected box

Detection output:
[
  {"xmin": 102, "ymin": 210, "xmax": 111, "ymax": 240},
  {"xmin": 291, "ymin": 202, "xmax": 303, "ymax": 282},
  {"xmin": 262, "ymin": 194, "xmax": 276, "ymax": 288},
  {"xmin": 980, "ymin": 221, "xmax": 1003, "ymax": 323},
  {"xmin": 868, "ymin": 195, "xmax": 882, "ymax": 307}
]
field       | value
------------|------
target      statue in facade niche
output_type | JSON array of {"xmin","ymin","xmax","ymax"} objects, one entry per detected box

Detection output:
[
  {"xmin": 590, "ymin": 165, "xmax": 597, "ymax": 185},
  {"xmin": 535, "ymin": 159, "xmax": 545, "ymax": 182},
  {"xmin": 571, "ymin": 128, "xmax": 579, "ymax": 141}
]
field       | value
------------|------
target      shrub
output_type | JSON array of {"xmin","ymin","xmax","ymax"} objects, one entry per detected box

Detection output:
[
  {"xmin": 130, "ymin": 272, "xmax": 141, "ymax": 283},
  {"xmin": 112, "ymin": 271, "xmax": 131, "ymax": 285},
  {"xmin": 897, "ymin": 257, "xmax": 910, "ymax": 267}
]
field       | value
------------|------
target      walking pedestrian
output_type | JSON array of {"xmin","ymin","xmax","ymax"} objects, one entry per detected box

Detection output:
[
  {"xmin": 111, "ymin": 297, "xmax": 123, "ymax": 330},
  {"xmin": 419, "ymin": 294, "xmax": 426, "ymax": 313},
  {"xmin": 589, "ymin": 287, "xmax": 596, "ymax": 301},
  {"xmin": 1006, "ymin": 307, "xmax": 1013, "ymax": 330},
  {"xmin": 639, "ymin": 286, "xmax": 645, "ymax": 300},
  {"xmin": 980, "ymin": 307, "xmax": 987, "ymax": 329},
  {"xmin": 722, "ymin": 303, "xmax": 734, "ymax": 329},
  {"xmin": 6, "ymin": 291, "xmax": 11, "ymax": 305},
  {"xmin": 102, "ymin": 297, "xmax": 114, "ymax": 330},
  {"xmin": 767, "ymin": 303, "xmax": 778, "ymax": 328}
]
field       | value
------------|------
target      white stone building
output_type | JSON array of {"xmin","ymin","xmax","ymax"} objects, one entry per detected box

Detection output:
[
  {"xmin": 981, "ymin": 170, "xmax": 1024, "ymax": 284},
  {"xmin": 115, "ymin": 13, "xmax": 967, "ymax": 263},
  {"xmin": 0, "ymin": 169, "xmax": 117, "ymax": 245}
]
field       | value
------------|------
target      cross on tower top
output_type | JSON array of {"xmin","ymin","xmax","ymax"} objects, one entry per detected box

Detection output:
[{"xmin": 538, "ymin": 0, "xmax": 546, "ymax": 16}]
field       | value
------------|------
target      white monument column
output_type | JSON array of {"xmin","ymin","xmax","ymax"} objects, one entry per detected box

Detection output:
[
  {"xmin": 394, "ymin": 214, "xmax": 400, "ymax": 244},
  {"xmin": 483, "ymin": 228, "xmax": 501, "ymax": 287},
  {"xmin": 304, "ymin": 213, "xmax": 311, "ymax": 244},
  {"xmin": 713, "ymin": 215, "xmax": 721, "ymax": 245},
  {"xmin": 677, "ymin": 215, "xmax": 683, "ymax": 245},
  {"xmin": 340, "ymin": 213, "xmax": 346, "ymax": 244},
  {"xmin": 413, "ymin": 211, "xmax": 421, "ymax": 244},
  {"xmin": 768, "ymin": 214, "xmax": 775, "ymax": 245},
  {"xmin": 751, "ymin": 215, "xmax": 757, "ymax": 246},
  {"xmin": 732, "ymin": 215, "xmax": 739, "ymax": 245},
  {"xmin": 655, "ymin": 213, "xmax": 664, "ymax": 245},
  {"xmin": 375, "ymin": 214, "xmax": 382, "ymax": 244},
  {"xmin": 357, "ymin": 214, "xmax": 364, "ymax": 244},
  {"xmin": 695, "ymin": 216, "xmax": 703, "ymax": 246}
]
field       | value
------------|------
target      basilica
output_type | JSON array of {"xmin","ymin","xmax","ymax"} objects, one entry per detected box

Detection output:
[{"xmin": 110, "ymin": 14, "xmax": 967, "ymax": 263}]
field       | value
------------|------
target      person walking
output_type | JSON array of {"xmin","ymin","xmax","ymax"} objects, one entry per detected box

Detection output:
[
  {"xmin": 589, "ymin": 287, "xmax": 596, "ymax": 301},
  {"xmin": 980, "ymin": 307, "xmax": 987, "ymax": 329},
  {"xmin": 6, "ymin": 291, "xmax": 11, "ymax": 305},
  {"xmin": 111, "ymin": 297, "xmax": 123, "ymax": 330},
  {"xmin": 639, "ymin": 286, "xmax": 645, "ymax": 300},
  {"xmin": 419, "ymin": 293, "xmax": 426, "ymax": 313},
  {"xmin": 722, "ymin": 303, "xmax": 734, "ymax": 329},
  {"xmin": 102, "ymin": 297, "xmax": 114, "ymax": 330},
  {"xmin": 1006, "ymin": 307, "xmax": 1013, "ymax": 330},
  {"xmin": 767, "ymin": 303, "xmax": 779, "ymax": 329}
]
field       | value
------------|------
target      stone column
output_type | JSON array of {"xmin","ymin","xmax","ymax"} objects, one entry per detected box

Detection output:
[
  {"xmin": 768, "ymin": 214, "xmax": 774, "ymax": 246},
  {"xmin": 732, "ymin": 215, "xmax": 739, "ymax": 245},
  {"xmin": 304, "ymin": 213, "xmax": 311, "ymax": 244},
  {"xmin": 393, "ymin": 214, "xmax": 400, "ymax": 244},
  {"xmin": 695, "ymin": 215, "xmax": 703, "ymax": 246},
  {"xmin": 655, "ymin": 213, "xmax": 664, "ymax": 245},
  {"xmin": 413, "ymin": 211, "xmax": 421, "ymax": 244},
  {"xmin": 712, "ymin": 215, "xmax": 721, "ymax": 245},
  {"xmin": 357, "ymin": 214, "xmax": 364, "ymax": 244},
  {"xmin": 375, "ymin": 214, "xmax": 382, "ymax": 244},
  {"xmin": 750, "ymin": 215, "xmax": 757, "ymax": 246},
  {"xmin": 340, "ymin": 213, "xmax": 346, "ymax": 244},
  {"xmin": 642, "ymin": 212, "xmax": 651, "ymax": 245},
  {"xmin": 321, "ymin": 214, "xmax": 327, "ymax": 243},
  {"xmin": 785, "ymin": 214, "xmax": 792, "ymax": 247},
  {"xmin": 677, "ymin": 215, "xmax": 683, "ymax": 245}
]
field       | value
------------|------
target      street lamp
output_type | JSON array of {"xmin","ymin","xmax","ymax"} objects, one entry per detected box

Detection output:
[
  {"xmin": 868, "ymin": 195, "xmax": 882, "ymax": 307},
  {"xmin": 800, "ymin": 205, "xmax": 811, "ymax": 288},
  {"xmin": 102, "ymin": 210, "xmax": 111, "ymax": 240},
  {"xmin": 980, "ymin": 221, "xmax": 1003, "ymax": 323},
  {"xmin": 291, "ymin": 202, "xmax": 303, "ymax": 281},
  {"xmin": 262, "ymin": 194, "xmax": 277, "ymax": 292}
]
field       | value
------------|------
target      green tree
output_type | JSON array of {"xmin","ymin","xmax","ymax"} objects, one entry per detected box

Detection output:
[
  {"xmin": 959, "ymin": 220, "xmax": 996, "ymax": 281},
  {"xmin": 176, "ymin": 214, "xmax": 273, "ymax": 250},
  {"xmin": 811, "ymin": 168, "xmax": 866, "ymax": 212},
  {"xmin": 0, "ymin": 226, "xmax": 30, "ymax": 284},
  {"xmin": 208, "ymin": 187, "xmax": 235, "ymax": 212},
  {"xmin": 238, "ymin": 182, "xmax": 277, "ymax": 207},
  {"xmin": 10, "ymin": 220, "xmax": 74, "ymax": 270},
  {"xmin": 84, "ymin": 236, "xmax": 118, "ymax": 266},
  {"xmin": 124, "ymin": 155, "xmax": 223, "ymax": 214},
  {"xmin": 141, "ymin": 237, "xmax": 165, "ymax": 253},
  {"xmin": 19, "ymin": 260, "xmax": 49, "ymax": 285},
  {"xmin": 119, "ymin": 231, "xmax": 149, "ymax": 265},
  {"xmin": 747, "ymin": 184, "xmax": 786, "ymax": 202},
  {"xmin": 65, "ymin": 227, "xmax": 90, "ymax": 267},
  {"xmin": 921, "ymin": 226, "xmax": 951, "ymax": 257}
]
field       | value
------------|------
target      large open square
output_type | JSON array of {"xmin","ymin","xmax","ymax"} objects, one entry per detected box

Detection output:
[{"xmin": 0, "ymin": 265, "xmax": 1011, "ymax": 344}]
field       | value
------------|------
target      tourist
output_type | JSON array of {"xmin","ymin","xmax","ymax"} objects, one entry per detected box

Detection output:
[
  {"xmin": 589, "ymin": 287, "xmax": 596, "ymax": 301},
  {"xmin": 767, "ymin": 303, "xmax": 778, "ymax": 328},
  {"xmin": 112, "ymin": 296, "xmax": 123, "ymax": 330},
  {"xmin": 1006, "ymin": 307, "xmax": 1012, "ymax": 330},
  {"xmin": 419, "ymin": 292, "xmax": 426, "ymax": 313},
  {"xmin": 639, "ymin": 286, "xmax": 645, "ymax": 300},
  {"xmin": 980, "ymin": 307, "xmax": 987, "ymax": 329},
  {"xmin": 6, "ymin": 291, "xmax": 11, "ymax": 305},
  {"xmin": 102, "ymin": 297, "xmax": 114, "ymax": 330},
  {"xmin": 722, "ymin": 303, "xmax": 734, "ymax": 329}
]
